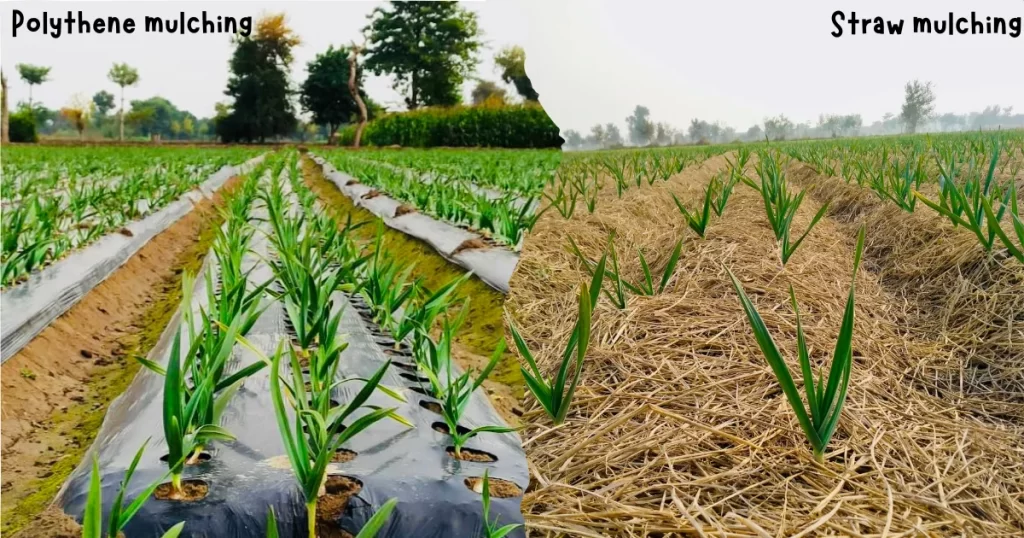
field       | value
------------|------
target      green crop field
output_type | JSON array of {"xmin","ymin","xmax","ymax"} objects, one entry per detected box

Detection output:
[
  {"xmin": 322, "ymin": 148, "xmax": 561, "ymax": 247},
  {"xmin": 1, "ymin": 146, "xmax": 262, "ymax": 287}
]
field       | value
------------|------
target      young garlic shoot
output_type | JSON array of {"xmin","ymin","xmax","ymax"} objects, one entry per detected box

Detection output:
[
  {"xmin": 265, "ymin": 499, "xmax": 398, "ymax": 538},
  {"xmin": 917, "ymin": 145, "xmax": 1016, "ymax": 256},
  {"xmin": 247, "ymin": 338, "xmax": 408, "ymax": 538},
  {"xmin": 673, "ymin": 187, "xmax": 714, "ymax": 238},
  {"xmin": 480, "ymin": 471, "xmax": 521, "ymax": 538},
  {"xmin": 742, "ymin": 150, "xmax": 830, "ymax": 265},
  {"xmin": 413, "ymin": 301, "xmax": 470, "ymax": 398},
  {"xmin": 508, "ymin": 277, "xmax": 600, "ymax": 425},
  {"xmin": 422, "ymin": 340, "xmax": 514, "ymax": 457},
  {"xmin": 727, "ymin": 227, "xmax": 865, "ymax": 463},
  {"xmin": 137, "ymin": 275, "xmax": 252, "ymax": 498},
  {"xmin": 389, "ymin": 272, "xmax": 471, "ymax": 347},
  {"xmin": 82, "ymin": 440, "xmax": 183, "ymax": 538},
  {"xmin": 569, "ymin": 232, "xmax": 681, "ymax": 302}
]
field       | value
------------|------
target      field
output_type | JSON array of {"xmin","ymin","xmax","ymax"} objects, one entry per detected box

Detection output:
[
  {"xmin": 2, "ymin": 132, "xmax": 1022, "ymax": 537},
  {"xmin": 0, "ymin": 144, "xmax": 557, "ymax": 537},
  {"xmin": 1, "ymin": 147, "xmax": 263, "ymax": 288},
  {"xmin": 506, "ymin": 131, "xmax": 1024, "ymax": 536}
]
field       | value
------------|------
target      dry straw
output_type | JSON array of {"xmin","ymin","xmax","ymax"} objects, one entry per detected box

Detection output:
[{"xmin": 506, "ymin": 153, "xmax": 1024, "ymax": 536}]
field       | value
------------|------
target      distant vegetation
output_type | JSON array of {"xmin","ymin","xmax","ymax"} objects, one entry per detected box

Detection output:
[
  {"xmin": 1, "ymin": 1, "xmax": 554, "ymax": 148},
  {"xmin": 338, "ymin": 104, "xmax": 560, "ymax": 148},
  {"xmin": 563, "ymin": 80, "xmax": 1024, "ymax": 151}
]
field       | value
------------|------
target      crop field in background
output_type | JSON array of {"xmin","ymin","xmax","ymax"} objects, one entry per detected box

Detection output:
[
  {"xmin": 0, "ymin": 146, "xmax": 263, "ymax": 287},
  {"xmin": 322, "ymin": 148, "xmax": 560, "ymax": 247},
  {"xmin": 507, "ymin": 130, "xmax": 1024, "ymax": 536}
]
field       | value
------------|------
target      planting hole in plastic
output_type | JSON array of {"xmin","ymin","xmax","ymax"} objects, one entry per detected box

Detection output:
[
  {"xmin": 419, "ymin": 400, "xmax": 443, "ymax": 415},
  {"xmin": 391, "ymin": 361, "xmax": 418, "ymax": 372},
  {"xmin": 432, "ymin": 421, "xmax": 471, "ymax": 436},
  {"xmin": 317, "ymin": 475, "xmax": 363, "ymax": 537},
  {"xmin": 446, "ymin": 446, "xmax": 498, "ymax": 463},
  {"xmin": 399, "ymin": 372, "xmax": 431, "ymax": 384},
  {"xmin": 409, "ymin": 386, "xmax": 433, "ymax": 397},
  {"xmin": 332, "ymin": 448, "xmax": 358, "ymax": 463},
  {"xmin": 383, "ymin": 348, "xmax": 413, "ymax": 358},
  {"xmin": 153, "ymin": 479, "xmax": 210, "ymax": 502},
  {"xmin": 465, "ymin": 476, "xmax": 523, "ymax": 498}
]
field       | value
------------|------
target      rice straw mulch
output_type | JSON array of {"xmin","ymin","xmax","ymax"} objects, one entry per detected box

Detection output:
[{"xmin": 506, "ymin": 154, "xmax": 1024, "ymax": 537}]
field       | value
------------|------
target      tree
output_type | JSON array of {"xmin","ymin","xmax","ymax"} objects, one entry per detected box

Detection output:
[
  {"xmin": 347, "ymin": 43, "xmax": 371, "ymax": 148},
  {"xmin": 838, "ymin": 114, "xmax": 862, "ymax": 136},
  {"xmin": 562, "ymin": 129, "xmax": 583, "ymax": 149},
  {"xmin": 654, "ymin": 122, "xmax": 674, "ymax": 146},
  {"xmin": 300, "ymin": 45, "xmax": 369, "ymax": 144},
  {"xmin": 126, "ymin": 97, "xmax": 182, "ymax": 138},
  {"xmin": 688, "ymin": 118, "xmax": 711, "ymax": 143},
  {"xmin": 764, "ymin": 114, "xmax": 794, "ymax": 141},
  {"xmin": 605, "ymin": 123, "xmax": 623, "ymax": 146},
  {"xmin": 364, "ymin": 2, "xmax": 481, "ymax": 109},
  {"xmin": 745, "ymin": 124, "xmax": 763, "ymax": 141},
  {"xmin": 626, "ymin": 105, "xmax": 654, "ymax": 146},
  {"xmin": 900, "ymin": 80, "xmax": 936, "ymax": 134},
  {"xmin": 218, "ymin": 13, "xmax": 300, "ymax": 143},
  {"xmin": 16, "ymin": 64, "xmax": 51, "ymax": 114},
  {"xmin": 471, "ymin": 80, "xmax": 507, "ymax": 106},
  {"xmin": 1, "ymin": 70, "xmax": 8, "ymax": 144},
  {"xmin": 182, "ymin": 116, "xmax": 195, "ymax": 139},
  {"xmin": 587, "ymin": 124, "xmax": 606, "ymax": 148},
  {"xmin": 818, "ymin": 114, "xmax": 841, "ymax": 137},
  {"xmin": 92, "ymin": 90, "xmax": 115, "ymax": 127},
  {"xmin": 197, "ymin": 120, "xmax": 210, "ymax": 140},
  {"xmin": 61, "ymin": 95, "xmax": 90, "ymax": 139},
  {"xmin": 494, "ymin": 45, "xmax": 539, "ymax": 102},
  {"xmin": 108, "ymin": 63, "xmax": 139, "ymax": 141}
]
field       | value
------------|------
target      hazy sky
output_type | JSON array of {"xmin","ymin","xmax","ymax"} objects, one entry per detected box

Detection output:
[{"xmin": 3, "ymin": 0, "xmax": 1023, "ymax": 134}]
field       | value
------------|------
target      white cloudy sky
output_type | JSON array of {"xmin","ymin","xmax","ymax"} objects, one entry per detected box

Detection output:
[{"xmin": 2, "ymin": 0, "xmax": 1022, "ymax": 134}]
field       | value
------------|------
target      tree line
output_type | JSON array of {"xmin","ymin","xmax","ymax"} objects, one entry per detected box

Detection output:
[
  {"xmin": 562, "ymin": 79, "xmax": 1024, "ymax": 150},
  {"xmin": 1, "ymin": 2, "xmax": 542, "ymax": 144}
]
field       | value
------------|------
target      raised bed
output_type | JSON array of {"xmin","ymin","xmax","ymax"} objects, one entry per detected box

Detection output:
[
  {"xmin": 1, "ymin": 155, "xmax": 265, "ymax": 363},
  {"xmin": 54, "ymin": 165, "xmax": 528, "ymax": 537},
  {"xmin": 308, "ymin": 154, "xmax": 519, "ymax": 294}
]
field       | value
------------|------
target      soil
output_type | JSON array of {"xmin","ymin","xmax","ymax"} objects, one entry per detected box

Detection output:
[
  {"xmin": 7, "ymin": 506, "xmax": 80, "ymax": 538},
  {"xmin": 153, "ymin": 479, "xmax": 210, "ymax": 502},
  {"xmin": 464, "ymin": 476, "xmax": 523, "ymax": 498},
  {"xmin": 0, "ymin": 176, "xmax": 240, "ymax": 536},
  {"xmin": 393, "ymin": 203, "xmax": 416, "ymax": 217},
  {"xmin": 316, "ymin": 476, "xmax": 363, "ymax": 538},
  {"xmin": 451, "ymin": 237, "xmax": 490, "ymax": 255},
  {"xmin": 446, "ymin": 446, "xmax": 498, "ymax": 463},
  {"xmin": 419, "ymin": 400, "xmax": 443, "ymax": 415},
  {"xmin": 332, "ymin": 449, "xmax": 358, "ymax": 463}
]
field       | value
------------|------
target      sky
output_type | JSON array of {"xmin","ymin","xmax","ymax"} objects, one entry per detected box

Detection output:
[{"xmin": 2, "ymin": 0, "xmax": 1023, "ymax": 134}]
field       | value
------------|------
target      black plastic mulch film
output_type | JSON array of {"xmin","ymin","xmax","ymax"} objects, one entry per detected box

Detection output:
[{"xmin": 57, "ymin": 175, "xmax": 528, "ymax": 538}]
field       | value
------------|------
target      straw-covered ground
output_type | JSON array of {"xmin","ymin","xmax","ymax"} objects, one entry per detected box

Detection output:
[{"xmin": 505, "ymin": 153, "xmax": 1024, "ymax": 536}]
